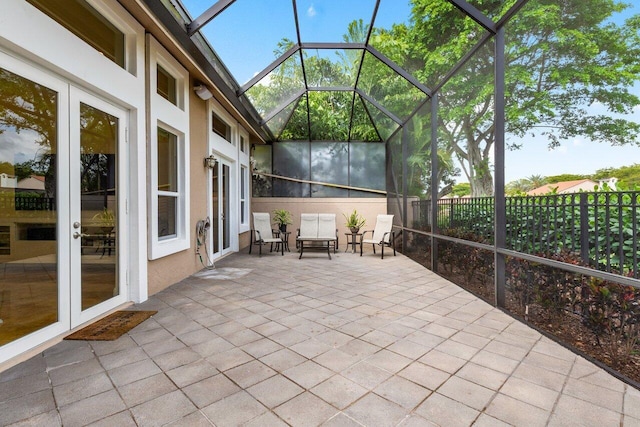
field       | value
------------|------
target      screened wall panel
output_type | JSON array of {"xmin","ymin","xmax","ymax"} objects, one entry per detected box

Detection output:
[
  {"xmin": 310, "ymin": 142, "xmax": 348, "ymax": 197},
  {"xmin": 349, "ymin": 142, "xmax": 385, "ymax": 197},
  {"xmin": 273, "ymin": 142, "xmax": 310, "ymax": 197}
]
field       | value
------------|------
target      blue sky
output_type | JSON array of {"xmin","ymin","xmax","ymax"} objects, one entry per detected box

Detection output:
[{"xmin": 181, "ymin": 0, "xmax": 639, "ymax": 184}]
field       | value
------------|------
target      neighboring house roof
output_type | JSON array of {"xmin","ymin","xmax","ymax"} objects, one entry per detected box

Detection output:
[
  {"xmin": 527, "ymin": 179, "xmax": 597, "ymax": 195},
  {"xmin": 17, "ymin": 175, "xmax": 46, "ymax": 191}
]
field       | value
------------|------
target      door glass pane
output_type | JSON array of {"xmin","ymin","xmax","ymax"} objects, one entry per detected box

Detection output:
[
  {"xmin": 212, "ymin": 162, "xmax": 219, "ymax": 254},
  {"xmin": 0, "ymin": 68, "xmax": 58, "ymax": 345},
  {"xmin": 80, "ymin": 103, "xmax": 117, "ymax": 310},
  {"xmin": 223, "ymin": 164, "xmax": 230, "ymax": 250}
]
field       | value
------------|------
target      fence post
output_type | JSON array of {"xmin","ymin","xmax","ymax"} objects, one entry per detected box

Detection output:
[{"xmin": 579, "ymin": 192, "xmax": 589, "ymax": 265}]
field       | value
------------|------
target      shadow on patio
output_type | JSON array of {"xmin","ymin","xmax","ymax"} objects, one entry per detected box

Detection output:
[{"xmin": 1, "ymin": 250, "xmax": 638, "ymax": 426}]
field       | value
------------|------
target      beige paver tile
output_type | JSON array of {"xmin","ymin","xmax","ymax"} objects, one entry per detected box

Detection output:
[
  {"xmin": 470, "ymin": 350, "xmax": 519, "ymax": 375},
  {"xmin": 108, "ymin": 359, "xmax": 162, "ymax": 387},
  {"xmin": 438, "ymin": 376, "xmax": 494, "ymax": 411},
  {"xmin": 512, "ymin": 360, "xmax": 567, "ymax": 392},
  {"xmin": 548, "ymin": 394, "xmax": 621, "ymax": 426},
  {"xmin": 274, "ymin": 392, "xmax": 338, "ymax": 426},
  {"xmin": 373, "ymin": 375, "xmax": 431, "ymax": 409},
  {"xmin": 563, "ymin": 377, "xmax": 624, "ymax": 413},
  {"xmin": 342, "ymin": 361, "xmax": 393, "ymax": 390},
  {"xmin": 398, "ymin": 362, "xmax": 450, "ymax": 391},
  {"xmin": 201, "ymin": 391, "xmax": 268, "ymax": 426},
  {"xmin": 166, "ymin": 359, "xmax": 218, "ymax": 388},
  {"xmin": 260, "ymin": 348, "xmax": 308, "ymax": 372},
  {"xmin": 247, "ymin": 374, "xmax": 304, "ymax": 408},
  {"xmin": 337, "ymin": 339, "xmax": 380, "ymax": 359},
  {"xmin": 414, "ymin": 392, "xmax": 479, "ymax": 426},
  {"xmin": 283, "ymin": 360, "xmax": 334, "ymax": 389},
  {"xmin": 117, "ymin": 373, "xmax": 177, "ymax": 407},
  {"xmin": 344, "ymin": 393, "xmax": 408, "ymax": 427},
  {"xmin": 523, "ymin": 351, "xmax": 574, "ymax": 375},
  {"xmin": 152, "ymin": 347, "xmax": 202, "ymax": 371},
  {"xmin": 419, "ymin": 349, "xmax": 466, "ymax": 374},
  {"xmin": 365, "ymin": 349, "xmax": 412, "ymax": 373},
  {"xmin": 48, "ymin": 358, "xmax": 104, "ymax": 387},
  {"xmin": 321, "ymin": 412, "xmax": 364, "ymax": 426},
  {"xmin": 163, "ymin": 410, "xmax": 214, "ymax": 427},
  {"xmin": 244, "ymin": 411, "xmax": 289, "ymax": 427},
  {"xmin": 624, "ymin": 386, "xmax": 640, "ymax": 420},
  {"xmin": 290, "ymin": 338, "xmax": 333, "ymax": 359},
  {"xmin": 59, "ymin": 390, "xmax": 126, "ymax": 427},
  {"xmin": 205, "ymin": 347, "xmax": 253, "ymax": 371},
  {"xmin": 0, "ymin": 390, "xmax": 56, "ymax": 426},
  {"xmin": 472, "ymin": 413, "xmax": 513, "ymax": 427},
  {"xmin": 0, "ymin": 372, "xmax": 51, "ymax": 404},
  {"xmin": 386, "ymin": 339, "xmax": 431, "ymax": 360},
  {"xmin": 485, "ymin": 393, "xmax": 550, "ymax": 427},
  {"xmin": 315, "ymin": 330, "xmax": 354, "ymax": 348},
  {"xmin": 500, "ymin": 376, "xmax": 559, "ymax": 411},
  {"xmin": 313, "ymin": 349, "xmax": 361, "ymax": 372},
  {"xmin": 182, "ymin": 373, "xmax": 240, "ymax": 408},
  {"xmin": 87, "ymin": 410, "xmax": 137, "ymax": 427},
  {"xmin": 224, "ymin": 360, "xmax": 276, "ymax": 388},
  {"xmin": 241, "ymin": 337, "xmax": 284, "ymax": 358},
  {"xmin": 311, "ymin": 375, "xmax": 368, "ymax": 409}
]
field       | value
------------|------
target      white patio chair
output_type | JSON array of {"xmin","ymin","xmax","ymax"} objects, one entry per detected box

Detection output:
[
  {"xmin": 250, "ymin": 212, "xmax": 284, "ymax": 256},
  {"xmin": 359, "ymin": 214, "xmax": 396, "ymax": 259}
]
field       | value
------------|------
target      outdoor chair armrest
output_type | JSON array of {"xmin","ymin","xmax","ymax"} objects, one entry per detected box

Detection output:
[{"xmin": 359, "ymin": 230, "xmax": 373, "ymax": 243}]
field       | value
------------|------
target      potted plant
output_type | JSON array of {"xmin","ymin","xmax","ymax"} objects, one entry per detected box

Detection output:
[
  {"xmin": 272, "ymin": 209, "xmax": 292, "ymax": 232},
  {"xmin": 92, "ymin": 208, "xmax": 115, "ymax": 233},
  {"xmin": 344, "ymin": 209, "xmax": 366, "ymax": 233}
]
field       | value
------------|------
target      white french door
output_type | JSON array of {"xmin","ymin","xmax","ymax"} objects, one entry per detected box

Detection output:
[
  {"xmin": 210, "ymin": 157, "xmax": 232, "ymax": 258},
  {"xmin": 69, "ymin": 88, "xmax": 128, "ymax": 327},
  {"xmin": 0, "ymin": 56, "xmax": 129, "ymax": 364}
]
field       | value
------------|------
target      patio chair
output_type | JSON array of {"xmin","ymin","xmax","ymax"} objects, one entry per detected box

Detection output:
[
  {"xmin": 249, "ymin": 212, "xmax": 284, "ymax": 256},
  {"xmin": 360, "ymin": 214, "xmax": 396, "ymax": 259}
]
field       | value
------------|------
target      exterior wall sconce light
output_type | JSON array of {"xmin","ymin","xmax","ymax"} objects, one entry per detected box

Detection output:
[
  {"xmin": 204, "ymin": 153, "xmax": 217, "ymax": 169},
  {"xmin": 194, "ymin": 84, "xmax": 213, "ymax": 100}
]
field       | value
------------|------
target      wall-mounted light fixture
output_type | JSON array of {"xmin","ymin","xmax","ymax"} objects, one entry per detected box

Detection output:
[
  {"xmin": 194, "ymin": 84, "xmax": 213, "ymax": 100},
  {"xmin": 203, "ymin": 153, "xmax": 217, "ymax": 169}
]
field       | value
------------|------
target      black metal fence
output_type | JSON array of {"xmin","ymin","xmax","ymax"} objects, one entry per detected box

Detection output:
[
  {"xmin": 0, "ymin": 194, "xmax": 56, "ymax": 211},
  {"xmin": 412, "ymin": 191, "xmax": 640, "ymax": 278}
]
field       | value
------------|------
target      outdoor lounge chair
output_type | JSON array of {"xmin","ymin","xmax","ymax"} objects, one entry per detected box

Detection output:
[
  {"xmin": 360, "ymin": 214, "xmax": 396, "ymax": 259},
  {"xmin": 249, "ymin": 212, "xmax": 284, "ymax": 256}
]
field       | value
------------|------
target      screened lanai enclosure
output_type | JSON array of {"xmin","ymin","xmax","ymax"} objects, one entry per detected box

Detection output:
[{"xmin": 151, "ymin": 0, "xmax": 640, "ymax": 379}]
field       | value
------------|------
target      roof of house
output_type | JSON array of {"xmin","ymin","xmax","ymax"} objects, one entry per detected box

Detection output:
[{"xmin": 527, "ymin": 179, "xmax": 596, "ymax": 195}]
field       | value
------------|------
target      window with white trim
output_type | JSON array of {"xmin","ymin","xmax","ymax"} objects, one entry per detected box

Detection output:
[
  {"xmin": 148, "ymin": 35, "xmax": 189, "ymax": 259},
  {"xmin": 213, "ymin": 112, "xmax": 233, "ymax": 145}
]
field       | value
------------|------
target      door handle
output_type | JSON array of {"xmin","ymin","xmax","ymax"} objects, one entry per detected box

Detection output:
[{"xmin": 73, "ymin": 231, "xmax": 89, "ymax": 239}]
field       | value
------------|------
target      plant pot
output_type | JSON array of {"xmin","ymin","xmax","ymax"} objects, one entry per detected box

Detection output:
[
  {"xmin": 350, "ymin": 227, "xmax": 360, "ymax": 234},
  {"xmin": 279, "ymin": 224, "xmax": 287, "ymax": 233}
]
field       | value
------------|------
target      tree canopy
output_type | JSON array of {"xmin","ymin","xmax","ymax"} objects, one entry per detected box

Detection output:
[{"xmin": 399, "ymin": 0, "xmax": 640, "ymax": 196}]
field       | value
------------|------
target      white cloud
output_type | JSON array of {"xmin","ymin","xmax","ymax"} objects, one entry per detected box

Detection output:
[
  {"xmin": 572, "ymin": 138, "xmax": 583, "ymax": 146},
  {"xmin": 307, "ymin": 5, "xmax": 316, "ymax": 17}
]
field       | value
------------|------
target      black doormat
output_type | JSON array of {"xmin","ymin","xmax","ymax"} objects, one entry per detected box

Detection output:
[{"xmin": 64, "ymin": 310, "xmax": 157, "ymax": 341}]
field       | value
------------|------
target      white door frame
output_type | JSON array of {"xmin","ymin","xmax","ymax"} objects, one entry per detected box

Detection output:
[
  {"xmin": 208, "ymin": 155, "xmax": 235, "ymax": 258},
  {"xmin": 69, "ymin": 87, "xmax": 129, "ymax": 327}
]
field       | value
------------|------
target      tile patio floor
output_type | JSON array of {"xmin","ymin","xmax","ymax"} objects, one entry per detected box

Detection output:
[{"xmin": 1, "ymin": 249, "xmax": 640, "ymax": 426}]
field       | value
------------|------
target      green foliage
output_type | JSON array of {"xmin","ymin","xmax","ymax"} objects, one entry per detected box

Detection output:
[
  {"xmin": 440, "ymin": 190, "xmax": 640, "ymax": 276},
  {"xmin": 593, "ymin": 164, "xmax": 640, "ymax": 188},
  {"xmin": 546, "ymin": 174, "xmax": 588, "ymax": 184},
  {"xmin": 401, "ymin": 0, "xmax": 640, "ymax": 196},
  {"xmin": 450, "ymin": 183, "xmax": 471, "ymax": 197},
  {"xmin": 343, "ymin": 209, "xmax": 366, "ymax": 231},
  {"xmin": 272, "ymin": 209, "xmax": 292, "ymax": 226},
  {"xmin": 506, "ymin": 253, "xmax": 640, "ymax": 365}
]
